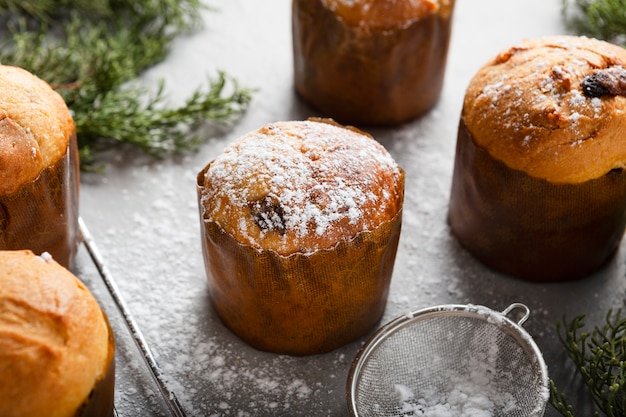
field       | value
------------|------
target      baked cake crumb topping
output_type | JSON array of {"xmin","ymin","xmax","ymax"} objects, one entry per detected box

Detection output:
[{"xmin": 199, "ymin": 120, "xmax": 404, "ymax": 255}]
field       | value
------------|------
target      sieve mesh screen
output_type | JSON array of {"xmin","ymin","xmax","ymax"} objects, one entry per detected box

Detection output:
[{"xmin": 349, "ymin": 306, "xmax": 548, "ymax": 417}]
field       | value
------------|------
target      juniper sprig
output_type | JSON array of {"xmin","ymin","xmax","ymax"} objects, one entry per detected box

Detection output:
[
  {"xmin": 0, "ymin": 0, "xmax": 252, "ymax": 169},
  {"xmin": 562, "ymin": 0, "xmax": 626, "ymax": 46},
  {"xmin": 549, "ymin": 310, "xmax": 626, "ymax": 417}
]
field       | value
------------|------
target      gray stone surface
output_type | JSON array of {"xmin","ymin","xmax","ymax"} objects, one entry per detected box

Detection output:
[{"xmin": 76, "ymin": 1, "xmax": 622, "ymax": 415}]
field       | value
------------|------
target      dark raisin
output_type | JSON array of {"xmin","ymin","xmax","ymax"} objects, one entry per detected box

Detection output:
[
  {"xmin": 582, "ymin": 67, "xmax": 626, "ymax": 98},
  {"xmin": 249, "ymin": 196, "xmax": 286, "ymax": 235},
  {"xmin": 582, "ymin": 75, "xmax": 611, "ymax": 98}
]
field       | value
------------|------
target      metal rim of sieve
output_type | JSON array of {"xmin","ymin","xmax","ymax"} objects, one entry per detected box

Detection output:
[{"xmin": 346, "ymin": 302, "xmax": 549, "ymax": 417}]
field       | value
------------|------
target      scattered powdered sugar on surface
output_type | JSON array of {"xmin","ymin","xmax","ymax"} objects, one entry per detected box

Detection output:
[
  {"xmin": 78, "ymin": 121, "xmax": 588, "ymax": 416},
  {"xmin": 161, "ymin": 338, "xmax": 326, "ymax": 416},
  {"xmin": 71, "ymin": 5, "xmax": 626, "ymax": 417}
]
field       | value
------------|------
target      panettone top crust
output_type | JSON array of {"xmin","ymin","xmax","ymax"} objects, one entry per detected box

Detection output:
[
  {"xmin": 0, "ymin": 250, "xmax": 110, "ymax": 417},
  {"xmin": 199, "ymin": 119, "xmax": 404, "ymax": 255},
  {"xmin": 0, "ymin": 65, "xmax": 75, "ymax": 195},
  {"xmin": 463, "ymin": 36, "xmax": 626, "ymax": 183}
]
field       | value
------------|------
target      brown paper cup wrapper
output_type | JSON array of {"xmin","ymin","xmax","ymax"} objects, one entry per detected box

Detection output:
[
  {"xmin": 448, "ymin": 119, "xmax": 626, "ymax": 282},
  {"xmin": 75, "ymin": 314, "xmax": 116, "ymax": 417},
  {"xmin": 292, "ymin": 0, "xmax": 455, "ymax": 126},
  {"xmin": 0, "ymin": 132, "xmax": 80, "ymax": 269},
  {"xmin": 198, "ymin": 173, "xmax": 402, "ymax": 355}
]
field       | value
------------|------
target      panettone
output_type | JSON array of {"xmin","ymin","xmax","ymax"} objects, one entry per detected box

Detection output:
[
  {"xmin": 0, "ymin": 250, "xmax": 115, "ymax": 417},
  {"xmin": 0, "ymin": 65, "xmax": 79, "ymax": 268},
  {"xmin": 197, "ymin": 119, "xmax": 405, "ymax": 355},
  {"xmin": 292, "ymin": 0, "xmax": 455, "ymax": 126},
  {"xmin": 448, "ymin": 36, "xmax": 626, "ymax": 281}
]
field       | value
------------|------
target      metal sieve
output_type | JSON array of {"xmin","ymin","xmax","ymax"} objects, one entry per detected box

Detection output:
[{"xmin": 347, "ymin": 303, "xmax": 549, "ymax": 417}]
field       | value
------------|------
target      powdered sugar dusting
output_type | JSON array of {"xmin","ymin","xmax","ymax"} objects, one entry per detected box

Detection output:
[
  {"xmin": 200, "ymin": 120, "xmax": 402, "ymax": 253},
  {"xmin": 394, "ymin": 361, "xmax": 518, "ymax": 417},
  {"xmin": 476, "ymin": 57, "xmax": 604, "ymax": 139},
  {"xmin": 37, "ymin": 251, "xmax": 53, "ymax": 262}
]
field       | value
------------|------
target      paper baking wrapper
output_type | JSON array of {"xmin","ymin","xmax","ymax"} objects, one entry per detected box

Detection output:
[
  {"xmin": 448, "ymin": 119, "xmax": 626, "ymax": 281},
  {"xmin": 0, "ymin": 133, "xmax": 80, "ymax": 269},
  {"xmin": 292, "ymin": 0, "xmax": 455, "ymax": 126},
  {"xmin": 197, "ymin": 180, "xmax": 402, "ymax": 355},
  {"xmin": 76, "ymin": 316, "xmax": 116, "ymax": 417}
]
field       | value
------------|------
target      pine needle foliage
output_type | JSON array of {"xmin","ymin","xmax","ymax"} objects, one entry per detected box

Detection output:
[
  {"xmin": 562, "ymin": 0, "xmax": 626, "ymax": 46},
  {"xmin": 549, "ymin": 310, "xmax": 626, "ymax": 417},
  {"xmin": 0, "ymin": 0, "xmax": 252, "ymax": 169}
]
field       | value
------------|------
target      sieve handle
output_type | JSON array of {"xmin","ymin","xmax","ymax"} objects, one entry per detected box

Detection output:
[{"xmin": 501, "ymin": 303, "xmax": 530, "ymax": 326}]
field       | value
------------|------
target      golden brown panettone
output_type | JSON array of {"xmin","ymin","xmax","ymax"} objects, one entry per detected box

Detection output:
[
  {"xmin": 448, "ymin": 36, "xmax": 626, "ymax": 281},
  {"xmin": 0, "ymin": 250, "xmax": 115, "ymax": 417},
  {"xmin": 292, "ymin": 0, "xmax": 455, "ymax": 126},
  {"xmin": 197, "ymin": 119, "xmax": 405, "ymax": 355},
  {"xmin": 0, "ymin": 65, "xmax": 79, "ymax": 268}
]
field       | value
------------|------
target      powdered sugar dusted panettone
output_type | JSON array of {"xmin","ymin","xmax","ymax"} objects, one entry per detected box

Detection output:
[
  {"xmin": 197, "ymin": 119, "xmax": 404, "ymax": 354},
  {"xmin": 199, "ymin": 119, "xmax": 404, "ymax": 255}
]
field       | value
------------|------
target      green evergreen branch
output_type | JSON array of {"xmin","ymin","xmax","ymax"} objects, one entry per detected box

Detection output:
[
  {"xmin": 71, "ymin": 74, "xmax": 250, "ymax": 161},
  {"xmin": 0, "ymin": 0, "xmax": 252, "ymax": 169},
  {"xmin": 549, "ymin": 379, "xmax": 578, "ymax": 417},
  {"xmin": 562, "ymin": 0, "xmax": 626, "ymax": 45},
  {"xmin": 549, "ymin": 310, "xmax": 626, "ymax": 417}
]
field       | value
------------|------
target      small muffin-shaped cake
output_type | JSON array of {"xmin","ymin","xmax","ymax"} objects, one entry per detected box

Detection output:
[
  {"xmin": 292, "ymin": 0, "xmax": 455, "ymax": 126},
  {"xmin": 0, "ymin": 250, "xmax": 115, "ymax": 417},
  {"xmin": 197, "ymin": 119, "xmax": 405, "ymax": 355},
  {"xmin": 448, "ymin": 36, "xmax": 626, "ymax": 281},
  {"xmin": 0, "ymin": 65, "xmax": 79, "ymax": 268}
]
